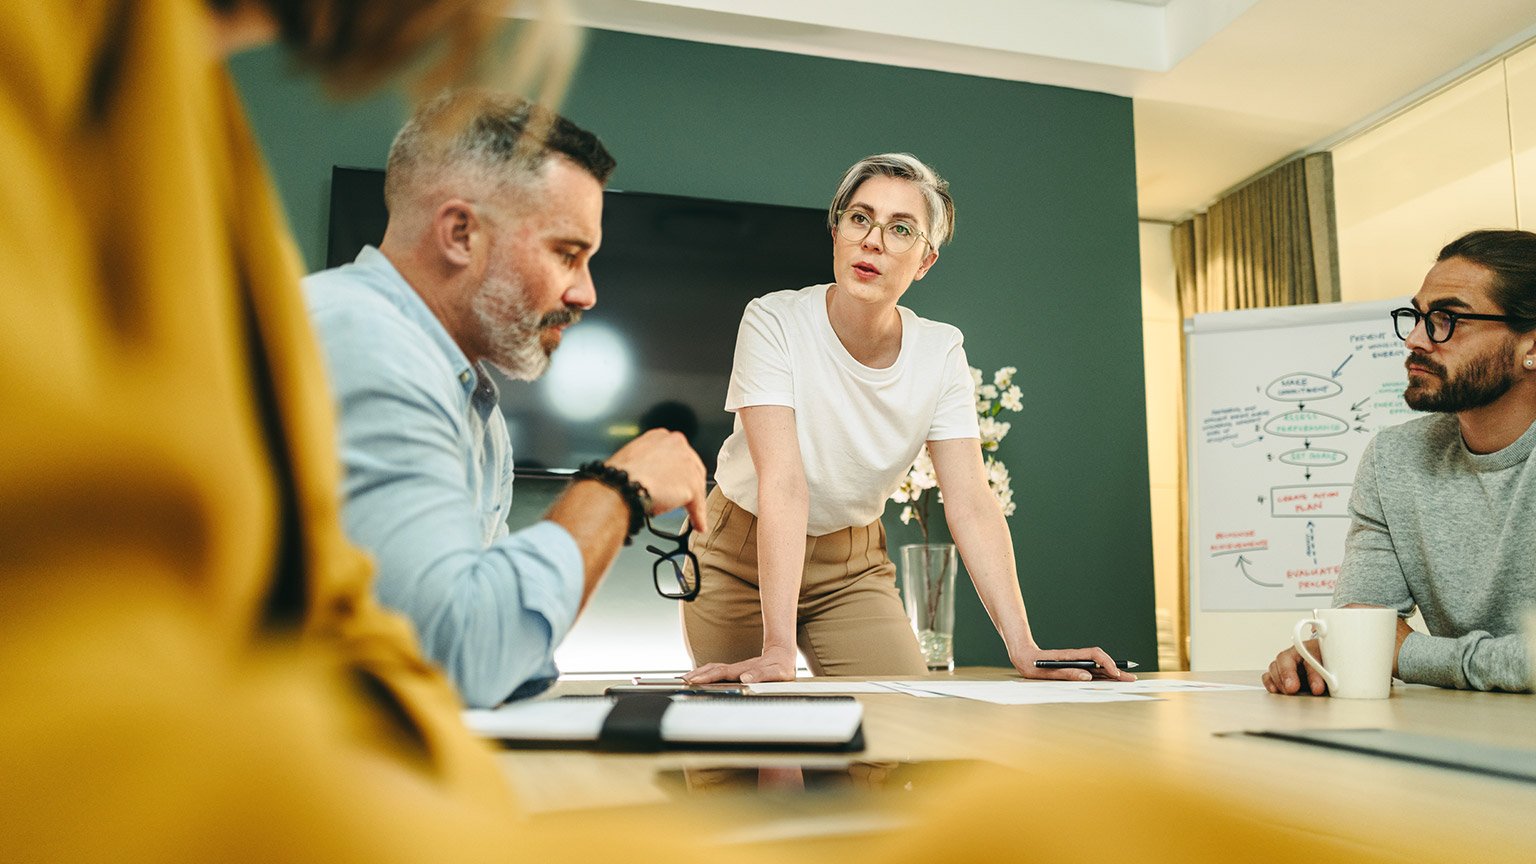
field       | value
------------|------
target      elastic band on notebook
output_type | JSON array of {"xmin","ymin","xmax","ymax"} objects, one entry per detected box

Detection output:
[{"xmin": 597, "ymin": 694, "xmax": 672, "ymax": 751}]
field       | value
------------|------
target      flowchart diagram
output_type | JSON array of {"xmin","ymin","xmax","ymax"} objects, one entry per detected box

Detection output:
[{"xmin": 1187, "ymin": 300, "xmax": 1420, "ymax": 612}]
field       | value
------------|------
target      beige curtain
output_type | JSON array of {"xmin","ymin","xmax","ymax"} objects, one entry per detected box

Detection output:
[{"xmin": 1166, "ymin": 153, "xmax": 1339, "ymax": 670}]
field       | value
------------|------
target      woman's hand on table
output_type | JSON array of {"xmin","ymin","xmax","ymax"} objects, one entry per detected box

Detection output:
[
  {"xmin": 683, "ymin": 645, "xmax": 797, "ymax": 685},
  {"xmin": 1010, "ymin": 645, "xmax": 1137, "ymax": 682}
]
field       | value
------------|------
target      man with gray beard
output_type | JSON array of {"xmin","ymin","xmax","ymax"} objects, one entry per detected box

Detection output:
[
  {"xmin": 1263, "ymin": 229, "xmax": 1536, "ymax": 695},
  {"xmin": 305, "ymin": 91, "xmax": 706, "ymax": 708}
]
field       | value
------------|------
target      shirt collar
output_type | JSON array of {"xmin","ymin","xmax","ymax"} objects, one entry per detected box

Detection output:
[{"xmin": 351, "ymin": 245, "xmax": 487, "ymax": 398}]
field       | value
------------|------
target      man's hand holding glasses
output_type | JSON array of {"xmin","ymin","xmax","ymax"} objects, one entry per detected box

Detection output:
[{"xmin": 643, "ymin": 514, "xmax": 700, "ymax": 602}]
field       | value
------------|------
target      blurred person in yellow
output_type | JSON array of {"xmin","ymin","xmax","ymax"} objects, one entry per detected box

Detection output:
[{"xmin": 0, "ymin": 0, "xmax": 580, "ymax": 860}]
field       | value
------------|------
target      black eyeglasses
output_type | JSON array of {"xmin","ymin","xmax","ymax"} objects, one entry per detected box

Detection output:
[
  {"xmin": 1391, "ymin": 307, "xmax": 1533, "ymax": 343},
  {"xmin": 644, "ymin": 515, "xmax": 699, "ymax": 602}
]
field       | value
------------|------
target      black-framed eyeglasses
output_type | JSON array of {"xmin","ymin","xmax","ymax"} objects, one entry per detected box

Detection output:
[
  {"xmin": 834, "ymin": 208, "xmax": 930, "ymax": 255},
  {"xmin": 1391, "ymin": 307, "xmax": 1534, "ymax": 343},
  {"xmin": 644, "ymin": 514, "xmax": 699, "ymax": 602}
]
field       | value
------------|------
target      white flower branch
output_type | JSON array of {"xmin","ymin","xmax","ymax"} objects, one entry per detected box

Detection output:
[{"xmin": 893, "ymin": 364, "xmax": 1022, "ymax": 541}]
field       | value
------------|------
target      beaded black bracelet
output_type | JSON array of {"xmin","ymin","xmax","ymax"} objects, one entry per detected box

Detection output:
[{"xmin": 572, "ymin": 460, "xmax": 651, "ymax": 545}]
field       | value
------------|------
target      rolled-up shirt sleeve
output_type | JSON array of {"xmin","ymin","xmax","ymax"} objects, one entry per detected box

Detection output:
[
  {"xmin": 927, "ymin": 341, "xmax": 980, "ymax": 441},
  {"xmin": 310, "ymin": 302, "xmax": 583, "ymax": 708},
  {"xmin": 724, "ymin": 298, "xmax": 795, "ymax": 411}
]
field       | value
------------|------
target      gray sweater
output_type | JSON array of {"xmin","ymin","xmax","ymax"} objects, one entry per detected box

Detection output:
[{"xmin": 1335, "ymin": 413, "xmax": 1535, "ymax": 691}]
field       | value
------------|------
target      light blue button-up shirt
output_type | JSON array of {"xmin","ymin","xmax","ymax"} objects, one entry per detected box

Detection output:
[{"xmin": 303, "ymin": 246, "xmax": 583, "ymax": 707}]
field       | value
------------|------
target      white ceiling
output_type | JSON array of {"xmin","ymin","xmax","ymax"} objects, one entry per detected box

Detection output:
[{"xmin": 533, "ymin": 0, "xmax": 1536, "ymax": 222}]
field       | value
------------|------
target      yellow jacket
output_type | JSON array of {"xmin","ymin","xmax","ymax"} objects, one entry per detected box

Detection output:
[{"xmin": 0, "ymin": 2, "xmax": 525, "ymax": 857}]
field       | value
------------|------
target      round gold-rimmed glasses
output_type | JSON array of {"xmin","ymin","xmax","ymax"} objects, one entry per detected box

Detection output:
[{"xmin": 834, "ymin": 208, "xmax": 930, "ymax": 255}]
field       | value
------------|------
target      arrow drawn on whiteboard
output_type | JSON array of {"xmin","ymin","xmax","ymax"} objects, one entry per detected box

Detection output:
[
  {"xmin": 1332, "ymin": 354, "xmax": 1353, "ymax": 377},
  {"xmin": 1233, "ymin": 436, "xmax": 1264, "ymax": 447},
  {"xmin": 1235, "ymin": 555, "xmax": 1282, "ymax": 588},
  {"xmin": 1351, "ymin": 397, "xmax": 1369, "ymax": 411}
]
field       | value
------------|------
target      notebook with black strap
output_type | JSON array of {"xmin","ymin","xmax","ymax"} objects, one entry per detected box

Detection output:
[{"xmin": 464, "ymin": 693, "xmax": 866, "ymax": 753}]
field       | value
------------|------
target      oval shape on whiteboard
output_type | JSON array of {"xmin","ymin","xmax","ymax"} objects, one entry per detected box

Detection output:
[
  {"xmin": 1263, "ymin": 410, "xmax": 1349, "ymax": 437},
  {"xmin": 1265, "ymin": 373, "xmax": 1343, "ymax": 402},
  {"xmin": 1278, "ymin": 448, "xmax": 1349, "ymax": 466}
]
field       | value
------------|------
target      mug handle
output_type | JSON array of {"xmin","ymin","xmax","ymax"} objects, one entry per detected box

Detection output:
[{"xmin": 1292, "ymin": 618, "xmax": 1338, "ymax": 693}]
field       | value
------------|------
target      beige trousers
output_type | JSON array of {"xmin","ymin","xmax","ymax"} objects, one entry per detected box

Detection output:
[{"xmin": 682, "ymin": 488, "xmax": 928, "ymax": 676}]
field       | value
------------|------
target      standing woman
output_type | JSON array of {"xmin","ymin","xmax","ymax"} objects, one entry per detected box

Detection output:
[{"xmin": 683, "ymin": 154, "xmax": 1134, "ymax": 685}]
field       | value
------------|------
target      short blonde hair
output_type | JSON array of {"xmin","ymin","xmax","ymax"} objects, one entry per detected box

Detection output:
[{"xmin": 827, "ymin": 153, "xmax": 955, "ymax": 250}]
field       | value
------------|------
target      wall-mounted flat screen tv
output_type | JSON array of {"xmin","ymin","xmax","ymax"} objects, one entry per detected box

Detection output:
[{"xmin": 325, "ymin": 166, "xmax": 831, "ymax": 477}]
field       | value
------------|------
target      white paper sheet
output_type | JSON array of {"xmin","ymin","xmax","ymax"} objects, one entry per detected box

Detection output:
[
  {"xmin": 884, "ymin": 685, "xmax": 947, "ymax": 698},
  {"xmin": 733, "ymin": 679, "xmax": 1262, "ymax": 700},
  {"xmin": 1046, "ymin": 679, "xmax": 1265, "ymax": 694},
  {"xmin": 890, "ymin": 681, "xmax": 1159, "ymax": 705}
]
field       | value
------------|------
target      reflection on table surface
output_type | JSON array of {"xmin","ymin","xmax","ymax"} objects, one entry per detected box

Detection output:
[
  {"xmin": 495, "ymin": 669, "xmax": 1536, "ymax": 859},
  {"xmin": 661, "ymin": 760, "xmax": 987, "ymax": 797}
]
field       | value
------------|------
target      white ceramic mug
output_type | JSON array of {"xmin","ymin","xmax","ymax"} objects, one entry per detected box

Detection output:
[{"xmin": 1291, "ymin": 607, "xmax": 1397, "ymax": 699}]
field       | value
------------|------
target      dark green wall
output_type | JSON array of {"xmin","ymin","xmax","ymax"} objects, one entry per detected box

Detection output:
[{"xmin": 231, "ymin": 28, "xmax": 1156, "ymax": 670}]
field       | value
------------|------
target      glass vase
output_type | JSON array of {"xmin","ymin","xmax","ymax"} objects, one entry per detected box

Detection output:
[{"xmin": 900, "ymin": 543, "xmax": 958, "ymax": 672}]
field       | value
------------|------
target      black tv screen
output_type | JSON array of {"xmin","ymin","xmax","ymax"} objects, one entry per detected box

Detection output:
[{"xmin": 324, "ymin": 166, "xmax": 831, "ymax": 477}]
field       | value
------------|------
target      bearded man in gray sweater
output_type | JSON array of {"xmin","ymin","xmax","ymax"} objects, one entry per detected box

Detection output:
[{"xmin": 1265, "ymin": 229, "xmax": 1536, "ymax": 694}]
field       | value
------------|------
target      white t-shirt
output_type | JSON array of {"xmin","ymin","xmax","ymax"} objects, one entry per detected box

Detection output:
[{"xmin": 714, "ymin": 284, "xmax": 980, "ymax": 535}]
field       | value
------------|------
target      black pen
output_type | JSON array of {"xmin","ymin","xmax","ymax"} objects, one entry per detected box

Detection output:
[{"xmin": 1034, "ymin": 660, "xmax": 1139, "ymax": 670}]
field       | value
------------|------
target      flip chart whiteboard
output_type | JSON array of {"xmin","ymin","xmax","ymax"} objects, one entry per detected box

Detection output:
[{"xmin": 1185, "ymin": 297, "xmax": 1422, "ymax": 668}]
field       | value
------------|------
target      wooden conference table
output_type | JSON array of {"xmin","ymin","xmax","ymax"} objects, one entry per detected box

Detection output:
[{"xmin": 490, "ymin": 669, "xmax": 1536, "ymax": 859}]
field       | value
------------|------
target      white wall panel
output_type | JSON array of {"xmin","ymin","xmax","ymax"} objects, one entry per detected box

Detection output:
[{"xmin": 1334, "ymin": 65, "xmax": 1517, "ymax": 303}]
